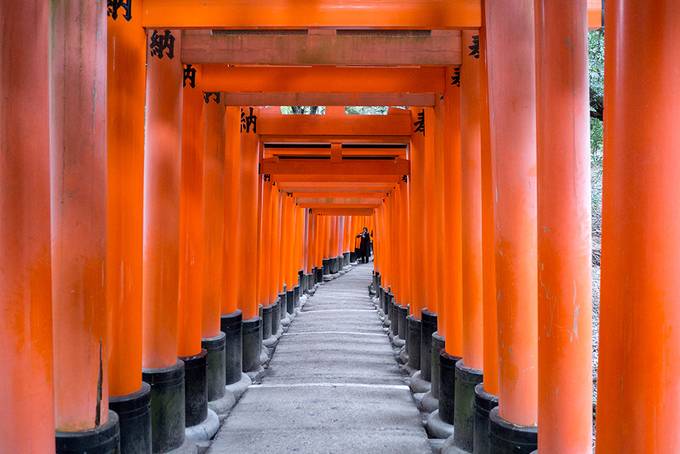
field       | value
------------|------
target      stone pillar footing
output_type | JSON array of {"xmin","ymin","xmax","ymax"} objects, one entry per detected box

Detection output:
[
  {"xmin": 489, "ymin": 407, "xmax": 537, "ymax": 453},
  {"xmin": 431, "ymin": 332, "xmax": 446, "ymax": 399},
  {"xmin": 439, "ymin": 351, "xmax": 461, "ymax": 425},
  {"xmin": 142, "ymin": 360, "xmax": 186, "ymax": 452},
  {"xmin": 262, "ymin": 305, "xmax": 273, "ymax": 340},
  {"xmin": 474, "ymin": 384, "xmax": 499, "ymax": 454},
  {"xmin": 202, "ymin": 333, "xmax": 226, "ymax": 402},
  {"xmin": 420, "ymin": 310, "xmax": 437, "ymax": 382},
  {"xmin": 242, "ymin": 317, "xmax": 262, "ymax": 373},
  {"xmin": 109, "ymin": 383, "xmax": 151, "ymax": 454},
  {"xmin": 406, "ymin": 315, "xmax": 422, "ymax": 370},
  {"xmin": 426, "ymin": 409, "xmax": 454, "ymax": 440},
  {"xmin": 181, "ymin": 349, "xmax": 208, "ymax": 428},
  {"xmin": 221, "ymin": 310, "xmax": 243, "ymax": 386},
  {"xmin": 453, "ymin": 360, "xmax": 484, "ymax": 452},
  {"xmin": 56, "ymin": 410, "xmax": 121, "ymax": 454}
]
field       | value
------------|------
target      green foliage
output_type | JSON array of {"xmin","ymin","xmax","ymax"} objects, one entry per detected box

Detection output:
[{"xmin": 589, "ymin": 29, "xmax": 605, "ymax": 264}]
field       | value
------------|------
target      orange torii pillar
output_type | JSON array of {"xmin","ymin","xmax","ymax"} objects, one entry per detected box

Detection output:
[
  {"xmin": 141, "ymin": 27, "xmax": 187, "ymax": 452},
  {"xmin": 260, "ymin": 180, "xmax": 279, "ymax": 347},
  {"xmin": 221, "ymin": 106, "xmax": 250, "ymax": 395},
  {"xmin": 177, "ymin": 67, "xmax": 208, "ymax": 435},
  {"xmin": 535, "ymin": 1, "xmax": 593, "ymax": 453},
  {"xmin": 596, "ymin": 2, "xmax": 680, "ymax": 453},
  {"xmin": 0, "ymin": 2, "xmax": 55, "ymax": 452},
  {"xmin": 269, "ymin": 185, "xmax": 284, "ymax": 336},
  {"xmin": 280, "ymin": 194, "xmax": 295, "ymax": 321},
  {"xmin": 475, "ymin": 18, "xmax": 502, "ymax": 453},
  {"xmin": 302, "ymin": 209, "xmax": 315, "ymax": 292},
  {"xmin": 322, "ymin": 216, "xmax": 333, "ymax": 276},
  {"xmin": 313, "ymin": 214, "xmax": 325, "ymax": 283},
  {"xmin": 106, "ymin": 2, "xmax": 150, "ymax": 452},
  {"xmin": 237, "ymin": 107, "xmax": 264, "ymax": 375},
  {"xmin": 424, "ymin": 72, "xmax": 464, "ymax": 423},
  {"xmin": 200, "ymin": 93, "xmax": 231, "ymax": 421},
  {"xmin": 292, "ymin": 205, "xmax": 304, "ymax": 308},
  {"xmin": 486, "ymin": 0, "xmax": 539, "ymax": 450},
  {"xmin": 443, "ymin": 30, "xmax": 487, "ymax": 452},
  {"xmin": 341, "ymin": 215, "xmax": 351, "ymax": 267},
  {"xmin": 50, "ymin": 3, "xmax": 119, "ymax": 452}
]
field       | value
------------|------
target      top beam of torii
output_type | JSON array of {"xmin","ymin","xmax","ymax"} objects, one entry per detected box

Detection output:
[{"xmin": 141, "ymin": 0, "xmax": 602, "ymax": 29}]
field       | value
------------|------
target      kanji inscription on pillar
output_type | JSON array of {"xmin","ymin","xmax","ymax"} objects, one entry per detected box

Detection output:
[
  {"xmin": 183, "ymin": 64, "xmax": 196, "ymax": 88},
  {"xmin": 203, "ymin": 92, "xmax": 221, "ymax": 104},
  {"xmin": 413, "ymin": 110, "xmax": 425, "ymax": 135},
  {"xmin": 149, "ymin": 30, "xmax": 175, "ymax": 60},
  {"xmin": 241, "ymin": 107, "xmax": 257, "ymax": 134},
  {"xmin": 108, "ymin": 0, "xmax": 132, "ymax": 21}
]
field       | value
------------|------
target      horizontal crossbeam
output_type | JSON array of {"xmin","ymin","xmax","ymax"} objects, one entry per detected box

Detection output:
[
  {"xmin": 261, "ymin": 158, "xmax": 410, "ymax": 177},
  {"xmin": 183, "ymin": 30, "xmax": 460, "ymax": 66},
  {"xmin": 312, "ymin": 208, "xmax": 375, "ymax": 216},
  {"xmin": 258, "ymin": 111, "xmax": 413, "ymax": 138}
]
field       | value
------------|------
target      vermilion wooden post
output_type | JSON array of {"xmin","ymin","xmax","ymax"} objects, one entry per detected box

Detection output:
[
  {"xmin": 486, "ymin": 0, "xmax": 539, "ymax": 443},
  {"xmin": 141, "ymin": 26, "xmax": 186, "ymax": 451},
  {"xmin": 596, "ymin": 2, "xmax": 680, "ymax": 452},
  {"xmin": 535, "ymin": 1, "xmax": 593, "ymax": 452},
  {"xmin": 270, "ymin": 189, "xmax": 283, "ymax": 302},
  {"xmin": 398, "ymin": 180, "xmax": 411, "ymax": 308},
  {"xmin": 201, "ymin": 95, "xmax": 226, "ymax": 340},
  {"xmin": 409, "ymin": 108, "xmax": 427, "ymax": 320},
  {"xmin": 0, "ymin": 2, "xmax": 55, "ymax": 451},
  {"xmin": 460, "ymin": 30, "xmax": 484, "ymax": 371},
  {"xmin": 222, "ymin": 107, "xmax": 242, "ymax": 316},
  {"xmin": 106, "ymin": 3, "xmax": 149, "ymax": 449},
  {"xmin": 422, "ymin": 107, "xmax": 438, "ymax": 322},
  {"xmin": 178, "ymin": 68, "xmax": 205, "ymax": 361},
  {"xmin": 50, "ymin": 0, "xmax": 111, "ymax": 441}
]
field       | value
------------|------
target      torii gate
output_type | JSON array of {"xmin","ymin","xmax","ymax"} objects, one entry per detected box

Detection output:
[{"xmin": 5, "ymin": 2, "xmax": 680, "ymax": 454}]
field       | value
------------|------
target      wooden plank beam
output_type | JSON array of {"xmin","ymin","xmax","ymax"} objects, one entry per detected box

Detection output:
[
  {"xmin": 278, "ymin": 182, "xmax": 395, "ymax": 192},
  {"xmin": 300, "ymin": 202, "xmax": 382, "ymax": 209},
  {"xmin": 199, "ymin": 66, "xmax": 446, "ymax": 94},
  {"xmin": 313, "ymin": 208, "xmax": 375, "ymax": 216},
  {"xmin": 273, "ymin": 174, "xmax": 402, "ymax": 183},
  {"xmin": 292, "ymin": 192, "xmax": 388, "ymax": 199},
  {"xmin": 258, "ymin": 112, "xmax": 413, "ymax": 137},
  {"xmin": 143, "ymin": 0, "xmax": 481, "ymax": 29},
  {"xmin": 182, "ymin": 30, "xmax": 460, "ymax": 66},
  {"xmin": 261, "ymin": 158, "xmax": 410, "ymax": 177},
  {"xmin": 264, "ymin": 147, "xmax": 406, "ymax": 159},
  {"xmin": 220, "ymin": 92, "xmax": 435, "ymax": 107},
  {"xmin": 142, "ymin": 0, "xmax": 601, "ymax": 29}
]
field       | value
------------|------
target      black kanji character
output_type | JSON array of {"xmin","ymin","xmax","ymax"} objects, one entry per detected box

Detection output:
[
  {"xmin": 240, "ymin": 107, "xmax": 257, "ymax": 134},
  {"xmin": 149, "ymin": 30, "xmax": 175, "ymax": 60},
  {"xmin": 108, "ymin": 0, "xmax": 132, "ymax": 21}
]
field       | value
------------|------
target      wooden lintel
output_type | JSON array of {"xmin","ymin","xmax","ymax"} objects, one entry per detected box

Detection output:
[
  {"xmin": 312, "ymin": 208, "xmax": 375, "ymax": 216},
  {"xmin": 258, "ymin": 112, "xmax": 413, "ymax": 137},
  {"xmin": 219, "ymin": 92, "xmax": 436, "ymax": 107},
  {"xmin": 261, "ymin": 158, "xmax": 410, "ymax": 177},
  {"xmin": 198, "ymin": 66, "xmax": 446, "ymax": 94},
  {"xmin": 182, "ymin": 29, "xmax": 461, "ymax": 66}
]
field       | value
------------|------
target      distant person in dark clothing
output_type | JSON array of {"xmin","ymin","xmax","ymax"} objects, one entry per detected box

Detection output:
[{"xmin": 356, "ymin": 227, "xmax": 371, "ymax": 263}]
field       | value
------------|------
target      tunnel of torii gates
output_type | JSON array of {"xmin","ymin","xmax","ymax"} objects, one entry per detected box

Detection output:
[{"xmin": 2, "ymin": 1, "xmax": 680, "ymax": 454}]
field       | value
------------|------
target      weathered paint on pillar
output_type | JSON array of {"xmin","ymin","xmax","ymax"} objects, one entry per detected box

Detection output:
[
  {"xmin": 177, "ymin": 68, "xmax": 205, "ymax": 358},
  {"xmin": 201, "ymin": 94, "xmax": 226, "ymax": 338},
  {"xmin": 50, "ymin": 0, "xmax": 109, "ymax": 430},
  {"xmin": 0, "ymin": 1, "xmax": 55, "ymax": 450},
  {"xmin": 107, "ymin": 0, "xmax": 147, "ymax": 399},
  {"xmin": 479, "ymin": 15, "xmax": 500, "ymax": 396},
  {"xmin": 441, "ymin": 74, "xmax": 463, "ymax": 353},
  {"xmin": 460, "ymin": 30, "xmax": 484, "ymax": 370},
  {"xmin": 596, "ymin": 1, "xmax": 680, "ymax": 452},
  {"xmin": 486, "ymin": 0, "xmax": 539, "ymax": 426},
  {"xmin": 238, "ymin": 107, "xmax": 261, "ymax": 320},
  {"xmin": 535, "ymin": 0, "xmax": 593, "ymax": 452},
  {"xmin": 142, "ymin": 28, "xmax": 183, "ymax": 369},
  {"xmin": 221, "ymin": 107, "xmax": 242, "ymax": 315}
]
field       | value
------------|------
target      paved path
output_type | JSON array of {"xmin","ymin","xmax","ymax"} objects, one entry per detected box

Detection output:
[{"xmin": 209, "ymin": 264, "xmax": 431, "ymax": 454}]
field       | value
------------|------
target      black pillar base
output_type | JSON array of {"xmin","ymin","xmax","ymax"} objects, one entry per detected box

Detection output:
[
  {"xmin": 474, "ymin": 384, "xmax": 499, "ymax": 454},
  {"xmin": 378, "ymin": 286, "xmax": 385, "ymax": 312},
  {"xmin": 420, "ymin": 310, "xmax": 437, "ymax": 382},
  {"xmin": 315, "ymin": 266, "xmax": 323, "ymax": 283},
  {"xmin": 278, "ymin": 292, "xmax": 287, "ymax": 321},
  {"xmin": 390, "ymin": 297, "xmax": 399, "ymax": 336},
  {"xmin": 142, "ymin": 360, "xmax": 186, "ymax": 452},
  {"xmin": 271, "ymin": 301, "xmax": 280, "ymax": 335},
  {"xmin": 406, "ymin": 315, "xmax": 422, "ymax": 370},
  {"xmin": 262, "ymin": 305, "xmax": 273, "ymax": 340},
  {"xmin": 305, "ymin": 273, "xmax": 314, "ymax": 293},
  {"xmin": 439, "ymin": 351, "xmax": 461, "ymax": 425},
  {"xmin": 322, "ymin": 259, "xmax": 331, "ymax": 275},
  {"xmin": 431, "ymin": 332, "xmax": 446, "ymax": 399},
  {"xmin": 242, "ymin": 317, "xmax": 262, "ymax": 372},
  {"xmin": 489, "ymin": 407, "xmax": 537, "ymax": 454},
  {"xmin": 343, "ymin": 251, "xmax": 350, "ymax": 266},
  {"xmin": 202, "ymin": 332, "xmax": 226, "ymax": 402},
  {"xmin": 294, "ymin": 285, "xmax": 300, "ymax": 307},
  {"xmin": 181, "ymin": 350, "xmax": 208, "ymax": 428},
  {"xmin": 298, "ymin": 270, "xmax": 304, "ymax": 290},
  {"xmin": 453, "ymin": 360, "xmax": 484, "ymax": 451},
  {"xmin": 221, "ymin": 310, "xmax": 243, "ymax": 386},
  {"xmin": 397, "ymin": 304, "xmax": 409, "ymax": 340},
  {"xmin": 286, "ymin": 290, "xmax": 295, "ymax": 315},
  {"xmin": 56, "ymin": 410, "xmax": 120, "ymax": 454},
  {"xmin": 384, "ymin": 290, "xmax": 392, "ymax": 316},
  {"xmin": 109, "ymin": 383, "xmax": 151, "ymax": 454},
  {"xmin": 350, "ymin": 251, "xmax": 357, "ymax": 262}
]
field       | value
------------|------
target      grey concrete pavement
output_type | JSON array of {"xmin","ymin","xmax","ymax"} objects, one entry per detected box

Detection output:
[{"xmin": 208, "ymin": 264, "xmax": 431, "ymax": 454}]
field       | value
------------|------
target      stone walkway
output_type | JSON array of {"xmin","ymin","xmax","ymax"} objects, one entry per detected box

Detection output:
[{"xmin": 209, "ymin": 263, "xmax": 431, "ymax": 454}]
